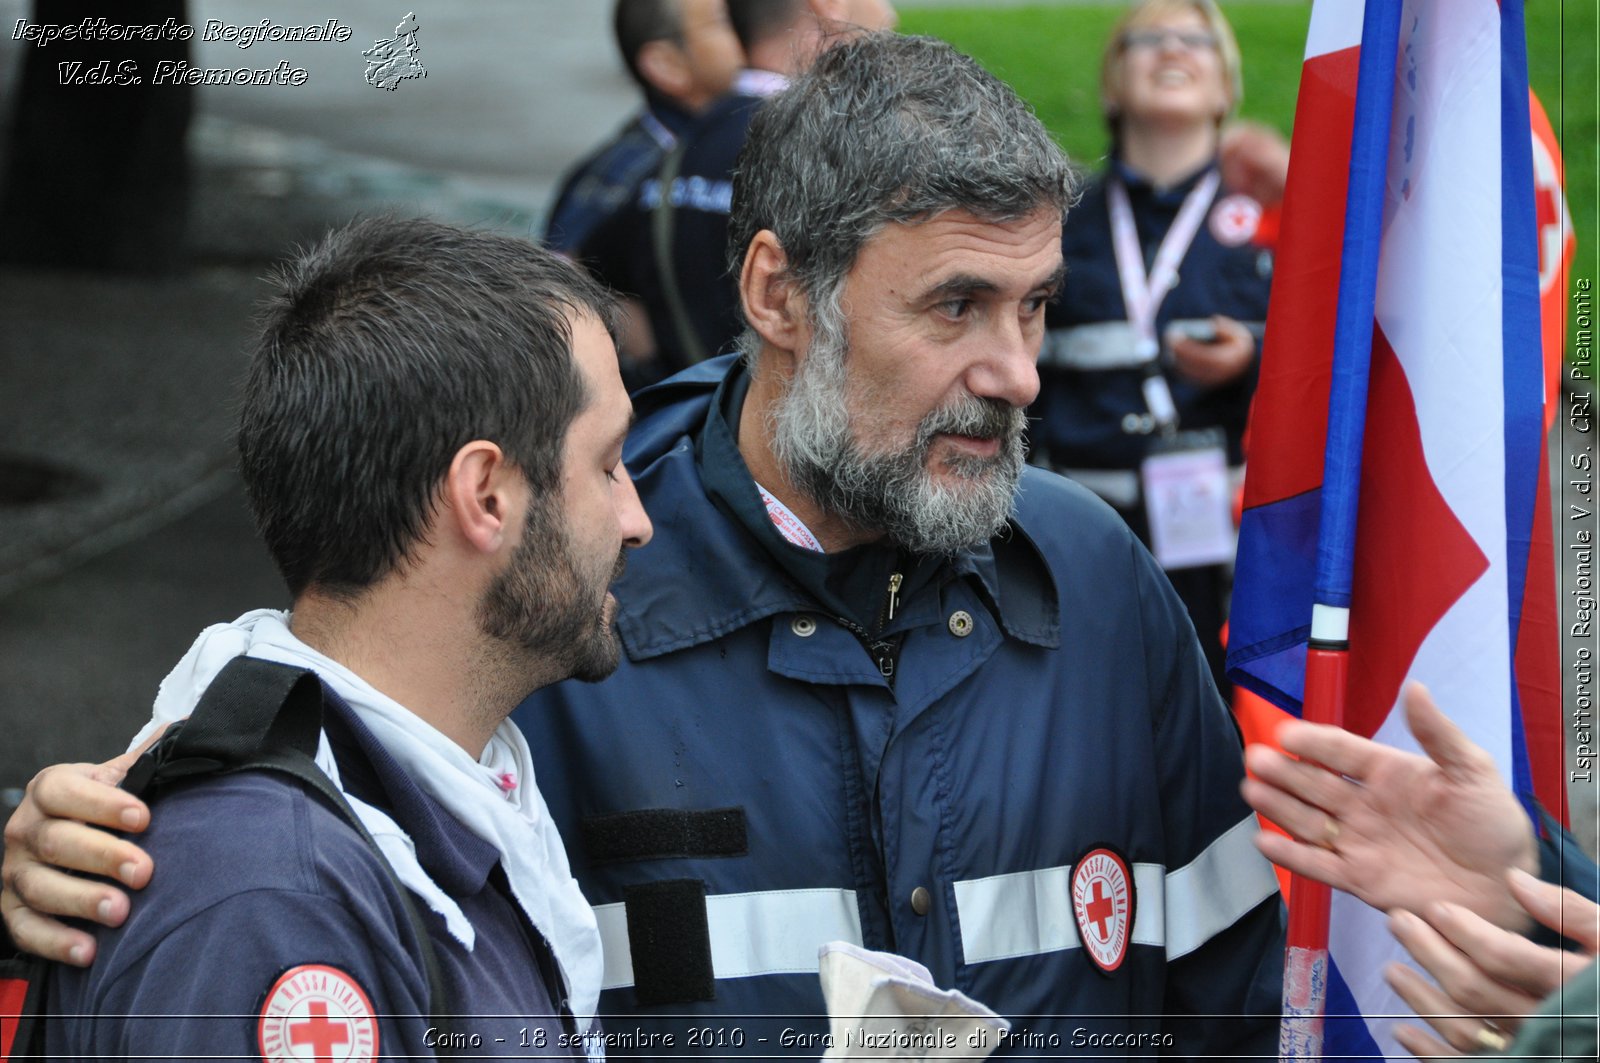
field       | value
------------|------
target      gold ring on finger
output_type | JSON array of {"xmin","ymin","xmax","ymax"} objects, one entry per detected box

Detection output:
[
  {"xmin": 1472, "ymin": 1024, "xmax": 1509, "ymax": 1053},
  {"xmin": 1319, "ymin": 817, "xmax": 1342, "ymax": 850}
]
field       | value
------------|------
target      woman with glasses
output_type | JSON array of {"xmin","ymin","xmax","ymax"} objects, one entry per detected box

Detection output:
[{"xmin": 1031, "ymin": 0, "xmax": 1277, "ymax": 693}]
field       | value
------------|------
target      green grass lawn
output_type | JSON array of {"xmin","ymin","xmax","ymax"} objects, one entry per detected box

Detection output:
[{"xmin": 899, "ymin": 1, "xmax": 1596, "ymax": 369}]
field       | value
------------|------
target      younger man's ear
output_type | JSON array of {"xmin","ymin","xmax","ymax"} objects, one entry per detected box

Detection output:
[{"xmin": 443, "ymin": 440, "xmax": 521, "ymax": 554}]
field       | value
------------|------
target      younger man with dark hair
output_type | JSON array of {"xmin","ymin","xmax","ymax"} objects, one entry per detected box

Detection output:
[{"xmin": 44, "ymin": 217, "xmax": 652, "ymax": 1060}]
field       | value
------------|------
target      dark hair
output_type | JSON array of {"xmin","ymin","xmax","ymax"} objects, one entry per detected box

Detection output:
[
  {"xmin": 239, "ymin": 217, "xmax": 617, "ymax": 598},
  {"xmin": 614, "ymin": 0, "xmax": 684, "ymax": 91},
  {"xmin": 726, "ymin": 0, "xmax": 806, "ymax": 51},
  {"xmin": 727, "ymin": 32, "xmax": 1076, "ymax": 362}
]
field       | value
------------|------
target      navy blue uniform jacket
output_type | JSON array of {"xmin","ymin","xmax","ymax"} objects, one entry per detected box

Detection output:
[
  {"xmin": 514, "ymin": 357, "xmax": 1285, "ymax": 1056},
  {"xmin": 580, "ymin": 91, "xmax": 761, "ymax": 375},
  {"xmin": 47, "ymin": 691, "xmax": 579, "ymax": 1060}
]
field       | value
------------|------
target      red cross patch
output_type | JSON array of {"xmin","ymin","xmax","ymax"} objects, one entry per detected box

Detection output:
[
  {"xmin": 258, "ymin": 964, "xmax": 379, "ymax": 1063},
  {"xmin": 1209, "ymin": 193, "xmax": 1262, "ymax": 247},
  {"xmin": 1071, "ymin": 847, "xmax": 1135, "ymax": 974}
]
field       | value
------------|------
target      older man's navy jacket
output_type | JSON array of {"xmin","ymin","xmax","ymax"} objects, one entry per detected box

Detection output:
[{"xmin": 514, "ymin": 357, "xmax": 1284, "ymax": 1056}]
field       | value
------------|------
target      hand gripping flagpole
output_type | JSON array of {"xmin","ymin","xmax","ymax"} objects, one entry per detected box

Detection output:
[{"xmin": 1278, "ymin": 0, "xmax": 1403, "ymax": 1058}]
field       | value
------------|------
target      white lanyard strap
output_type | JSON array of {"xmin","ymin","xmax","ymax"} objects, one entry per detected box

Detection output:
[
  {"xmin": 1107, "ymin": 169, "xmax": 1219, "ymax": 434},
  {"xmin": 1107, "ymin": 170, "xmax": 1221, "ymax": 355}
]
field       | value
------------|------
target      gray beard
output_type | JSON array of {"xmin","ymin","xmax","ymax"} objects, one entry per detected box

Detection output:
[{"xmin": 768, "ymin": 313, "xmax": 1026, "ymax": 557}]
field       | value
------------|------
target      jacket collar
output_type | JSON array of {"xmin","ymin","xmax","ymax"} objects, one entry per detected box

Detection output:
[{"xmin": 614, "ymin": 356, "xmax": 1060, "ymax": 660}]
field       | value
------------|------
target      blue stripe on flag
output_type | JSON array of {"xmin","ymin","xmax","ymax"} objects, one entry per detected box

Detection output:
[
  {"xmin": 1230, "ymin": 491, "xmax": 1321, "ymax": 712},
  {"xmin": 1325, "ymin": 956, "xmax": 1385, "ymax": 1060},
  {"xmin": 1313, "ymin": 0, "xmax": 1405, "ymax": 610},
  {"xmin": 1497, "ymin": 0, "xmax": 1546, "ymax": 820}
]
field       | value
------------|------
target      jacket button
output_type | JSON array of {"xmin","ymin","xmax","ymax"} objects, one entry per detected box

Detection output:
[
  {"xmin": 910, "ymin": 886, "xmax": 932, "ymax": 916},
  {"xmin": 791, "ymin": 615, "xmax": 817, "ymax": 637},
  {"xmin": 948, "ymin": 611, "xmax": 973, "ymax": 638}
]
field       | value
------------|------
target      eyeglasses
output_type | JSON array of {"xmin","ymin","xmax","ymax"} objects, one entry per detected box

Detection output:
[{"xmin": 1120, "ymin": 29, "xmax": 1218, "ymax": 53}]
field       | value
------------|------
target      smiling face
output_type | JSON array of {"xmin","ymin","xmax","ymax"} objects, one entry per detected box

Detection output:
[
  {"xmin": 1103, "ymin": 2, "xmax": 1235, "ymax": 132},
  {"xmin": 770, "ymin": 207, "xmax": 1063, "ymax": 555}
]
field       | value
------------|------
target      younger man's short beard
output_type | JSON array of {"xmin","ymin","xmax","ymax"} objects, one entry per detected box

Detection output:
[
  {"xmin": 768, "ymin": 299, "xmax": 1026, "ymax": 558},
  {"xmin": 478, "ymin": 496, "xmax": 626, "ymax": 686}
]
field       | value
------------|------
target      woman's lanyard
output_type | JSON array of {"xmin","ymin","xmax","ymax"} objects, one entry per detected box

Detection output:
[{"xmin": 1106, "ymin": 169, "xmax": 1220, "ymax": 434}]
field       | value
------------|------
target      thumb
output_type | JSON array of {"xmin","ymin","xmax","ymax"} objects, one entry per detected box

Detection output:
[
  {"xmin": 1510, "ymin": 868, "xmax": 1600, "ymax": 954},
  {"xmin": 1402, "ymin": 682, "xmax": 1493, "ymax": 780},
  {"xmin": 89, "ymin": 749, "xmax": 140, "ymax": 788},
  {"xmin": 88, "ymin": 720, "xmax": 174, "ymax": 787}
]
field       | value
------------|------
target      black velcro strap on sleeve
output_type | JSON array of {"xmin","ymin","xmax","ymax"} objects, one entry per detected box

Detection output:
[
  {"xmin": 580, "ymin": 807, "xmax": 747, "ymax": 865},
  {"xmin": 623, "ymin": 879, "xmax": 715, "ymax": 1006}
]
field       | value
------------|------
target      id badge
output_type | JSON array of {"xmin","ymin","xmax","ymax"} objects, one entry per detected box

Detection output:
[{"xmin": 1140, "ymin": 428, "xmax": 1234, "ymax": 571}]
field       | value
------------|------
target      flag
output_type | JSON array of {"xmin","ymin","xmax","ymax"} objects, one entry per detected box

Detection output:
[{"xmin": 1226, "ymin": 0, "xmax": 1563, "ymax": 1056}]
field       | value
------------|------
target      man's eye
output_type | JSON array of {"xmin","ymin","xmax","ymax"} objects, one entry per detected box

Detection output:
[
  {"xmin": 606, "ymin": 465, "xmax": 622, "ymax": 483},
  {"xmin": 936, "ymin": 298, "xmax": 972, "ymax": 320}
]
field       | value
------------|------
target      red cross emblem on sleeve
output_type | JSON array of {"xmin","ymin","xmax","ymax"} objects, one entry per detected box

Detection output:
[
  {"xmin": 1071, "ymin": 847, "xmax": 1135, "ymax": 974},
  {"xmin": 258, "ymin": 964, "xmax": 379, "ymax": 1062}
]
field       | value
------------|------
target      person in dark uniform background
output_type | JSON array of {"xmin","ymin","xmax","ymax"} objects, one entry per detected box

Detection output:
[
  {"xmin": 1030, "ymin": 0, "xmax": 1276, "ymax": 692},
  {"xmin": 543, "ymin": 0, "xmax": 743, "ymax": 257},
  {"xmin": 544, "ymin": 0, "xmax": 743, "ymax": 382},
  {"xmin": 578, "ymin": 0, "xmax": 897, "ymax": 386}
]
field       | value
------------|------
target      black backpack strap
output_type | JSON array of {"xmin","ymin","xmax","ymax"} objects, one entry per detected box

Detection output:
[
  {"xmin": 122, "ymin": 657, "xmax": 455, "ymax": 1037},
  {"xmin": 121, "ymin": 657, "xmax": 324, "ymax": 793}
]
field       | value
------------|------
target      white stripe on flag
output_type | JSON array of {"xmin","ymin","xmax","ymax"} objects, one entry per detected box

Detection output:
[
  {"xmin": 595, "ymin": 888, "xmax": 864, "ymax": 990},
  {"xmin": 1371, "ymin": 0, "xmax": 1511, "ymax": 764},
  {"xmin": 1305, "ymin": 0, "xmax": 1366, "ymax": 59},
  {"xmin": 1333, "ymin": 2, "xmax": 1514, "ymax": 1057},
  {"xmin": 953, "ymin": 816, "xmax": 1278, "ymax": 965}
]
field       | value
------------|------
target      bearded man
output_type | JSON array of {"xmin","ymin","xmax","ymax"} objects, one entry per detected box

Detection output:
[
  {"xmin": 519, "ymin": 31, "xmax": 1283, "ymax": 1055},
  {"xmin": 4, "ymin": 32, "xmax": 1282, "ymax": 1059},
  {"xmin": 31, "ymin": 218, "xmax": 653, "ymax": 1060}
]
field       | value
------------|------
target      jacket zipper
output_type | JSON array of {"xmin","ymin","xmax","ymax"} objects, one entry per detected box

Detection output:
[{"xmin": 833, "ymin": 562, "xmax": 907, "ymax": 684}]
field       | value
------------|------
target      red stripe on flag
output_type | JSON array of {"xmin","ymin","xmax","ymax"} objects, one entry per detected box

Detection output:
[
  {"xmin": 1344, "ymin": 329, "xmax": 1489, "ymax": 739},
  {"xmin": 1244, "ymin": 45, "xmax": 1360, "ymax": 507},
  {"xmin": 1522, "ymin": 89, "xmax": 1571, "ymax": 824},
  {"xmin": 1530, "ymin": 95, "xmax": 1572, "ymax": 436},
  {"xmin": 1232, "ymin": 683, "xmax": 1297, "ymax": 898}
]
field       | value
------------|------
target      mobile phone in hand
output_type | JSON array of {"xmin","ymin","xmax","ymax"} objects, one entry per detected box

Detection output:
[{"xmin": 1164, "ymin": 319, "xmax": 1219, "ymax": 345}]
